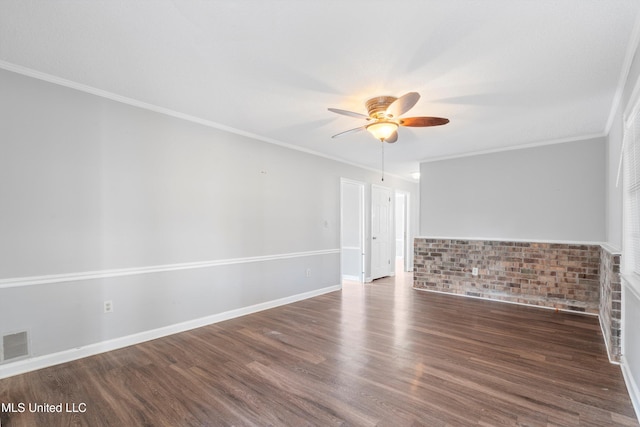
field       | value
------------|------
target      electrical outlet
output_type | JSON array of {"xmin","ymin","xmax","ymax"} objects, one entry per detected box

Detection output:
[
  {"xmin": 104, "ymin": 300, "xmax": 113, "ymax": 313},
  {"xmin": 306, "ymin": 268, "xmax": 312, "ymax": 277},
  {"xmin": 472, "ymin": 267, "xmax": 479, "ymax": 276}
]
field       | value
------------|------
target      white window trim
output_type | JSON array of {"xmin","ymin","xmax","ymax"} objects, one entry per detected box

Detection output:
[{"xmin": 621, "ymin": 87, "xmax": 640, "ymax": 331}]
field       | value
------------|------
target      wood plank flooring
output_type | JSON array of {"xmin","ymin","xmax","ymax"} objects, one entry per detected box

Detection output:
[{"xmin": 0, "ymin": 269, "xmax": 637, "ymax": 426}]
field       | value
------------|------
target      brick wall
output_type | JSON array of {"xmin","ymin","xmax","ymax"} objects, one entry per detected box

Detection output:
[
  {"xmin": 413, "ymin": 238, "xmax": 600, "ymax": 314},
  {"xmin": 599, "ymin": 246, "xmax": 622, "ymax": 362}
]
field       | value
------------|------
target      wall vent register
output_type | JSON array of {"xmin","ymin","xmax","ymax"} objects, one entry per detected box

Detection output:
[{"xmin": 2, "ymin": 331, "xmax": 29, "ymax": 362}]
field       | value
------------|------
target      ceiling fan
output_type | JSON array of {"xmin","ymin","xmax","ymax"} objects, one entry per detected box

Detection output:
[{"xmin": 328, "ymin": 92, "xmax": 449, "ymax": 143}]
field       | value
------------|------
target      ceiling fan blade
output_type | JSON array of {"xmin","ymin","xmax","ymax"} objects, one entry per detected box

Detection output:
[
  {"xmin": 400, "ymin": 116, "xmax": 449, "ymax": 127},
  {"xmin": 386, "ymin": 92, "xmax": 420, "ymax": 118},
  {"xmin": 331, "ymin": 126, "xmax": 366, "ymax": 138},
  {"xmin": 384, "ymin": 130, "xmax": 398, "ymax": 143},
  {"xmin": 328, "ymin": 108, "xmax": 369, "ymax": 120}
]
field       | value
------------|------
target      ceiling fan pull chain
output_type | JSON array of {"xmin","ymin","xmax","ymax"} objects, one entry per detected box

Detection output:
[{"xmin": 381, "ymin": 140, "xmax": 385, "ymax": 182}]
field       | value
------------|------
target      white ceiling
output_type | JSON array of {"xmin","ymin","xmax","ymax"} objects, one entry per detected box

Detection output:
[{"xmin": 1, "ymin": 1, "xmax": 640, "ymax": 180}]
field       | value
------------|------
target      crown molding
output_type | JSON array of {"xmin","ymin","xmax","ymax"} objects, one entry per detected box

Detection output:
[
  {"xmin": 606, "ymin": 9, "xmax": 640, "ymax": 133},
  {"xmin": 0, "ymin": 61, "xmax": 415, "ymax": 183},
  {"xmin": 419, "ymin": 132, "xmax": 606, "ymax": 164}
]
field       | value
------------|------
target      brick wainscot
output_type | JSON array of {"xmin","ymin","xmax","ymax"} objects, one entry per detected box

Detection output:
[{"xmin": 413, "ymin": 238, "xmax": 623, "ymax": 363}]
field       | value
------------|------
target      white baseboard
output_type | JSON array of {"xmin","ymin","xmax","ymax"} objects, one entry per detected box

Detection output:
[
  {"xmin": 598, "ymin": 314, "xmax": 621, "ymax": 365},
  {"xmin": 621, "ymin": 355, "xmax": 640, "ymax": 423},
  {"xmin": 413, "ymin": 287, "xmax": 598, "ymax": 316},
  {"xmin": 0, "ymin": 284, "xmax": 341, "ymax": 380}
]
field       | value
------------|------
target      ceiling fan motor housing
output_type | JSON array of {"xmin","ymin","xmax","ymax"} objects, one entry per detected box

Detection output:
[{"xmin": 366, "ymin": 96, "xmax": 397, "ymax": 119}]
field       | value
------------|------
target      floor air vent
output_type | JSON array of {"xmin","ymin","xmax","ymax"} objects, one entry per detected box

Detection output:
[{"xmin": 2, "ymin": 331, "xmax": 29, "ymax": 362}]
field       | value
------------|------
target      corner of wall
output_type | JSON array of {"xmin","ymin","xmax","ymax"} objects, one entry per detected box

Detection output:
[{"xmin": 598, "ymin": 245, "xmax": 622, "ymax": 363}]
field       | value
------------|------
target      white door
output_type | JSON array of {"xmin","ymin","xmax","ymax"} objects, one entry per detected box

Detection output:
[{"xmin": 371, "ymin": 185, "xmax": 392, "ymax": 280}]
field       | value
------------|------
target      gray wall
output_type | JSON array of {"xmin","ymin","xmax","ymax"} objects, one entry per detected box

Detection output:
[
  {"xmin": 0, "ymin": 68, "xmax": 418, "ymax": 370},
  {"xmin": 419, "ymin": 138, "xmax": 606, "ymax": 242}
]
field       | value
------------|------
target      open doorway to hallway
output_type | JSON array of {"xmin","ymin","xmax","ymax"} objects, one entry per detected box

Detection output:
[
  {"xmin": 340, "ymin": 179, "xmax": 365, "ymax": 283},
  {"xmin": 340, "ymin": 180, "xmax": 412, "ymax": 285},
  {"xmin": 342, "ymin": 258, "xmax": 413, "ymax": 289},
  {"xmin": 395, "ymin": 190, "xmax": 411, "ymax": 273}
]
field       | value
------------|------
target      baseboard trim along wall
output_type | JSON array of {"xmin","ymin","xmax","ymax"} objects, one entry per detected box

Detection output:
[
  {"xmin": 622, "ymin": 278, "xmax": 640, "ymax": 422},
  {"xmin": 599, "ymin": 318, "xmax": 621, "ymax": 365},
  {"xmin": 0, "ymin": 249, "xmax": 340, "ymax": 289},
  {"xmin": 0, "ymin": 284, "xmax": 341, "ymax": 380},
  {"xmin": 413, "ymin": 287, "xmax": 599, "ymax": 316},
  {"xmin": 621, "ymin": 355, "xmax": 640, "ymax": 422}
]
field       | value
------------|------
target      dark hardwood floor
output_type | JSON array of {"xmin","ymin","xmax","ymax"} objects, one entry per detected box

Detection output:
[{"xmin": 0, "ymin": 266, "xmax": 638, "ymax": 426}]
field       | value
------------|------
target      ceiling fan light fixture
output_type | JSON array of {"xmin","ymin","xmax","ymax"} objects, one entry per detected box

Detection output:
[
  {"xmin": 366, "ymin": 121, "xmax": 398, "ymax": 141},
  {"xmin": 328, "ymin": 91, "xmax": 449, "ymax": 143}
]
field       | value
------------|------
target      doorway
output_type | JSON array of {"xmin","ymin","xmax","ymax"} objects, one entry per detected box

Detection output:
[
  {"xmin": 395, "ymin": 191, "xmax": 411, "ymax": 273},
  {"xmin": 340, "ymin": 179, "xmax": 365, "ymax": 283}
]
